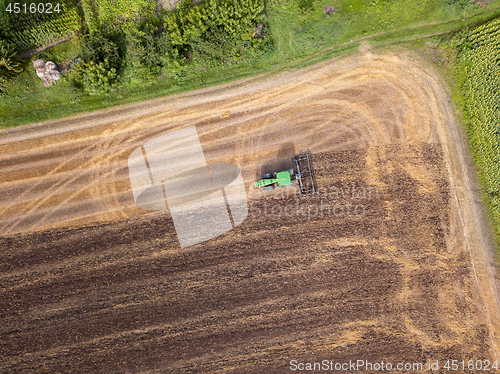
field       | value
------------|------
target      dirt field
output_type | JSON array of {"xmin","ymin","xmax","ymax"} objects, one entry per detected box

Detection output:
[{"xmin": 1, "ymin": 46, "xmax": 500, "ymax": 372}]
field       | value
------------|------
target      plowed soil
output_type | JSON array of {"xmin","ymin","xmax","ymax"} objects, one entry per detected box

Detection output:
[{"xmin": 1, "ymin": 48, "xmax": 500, "ymax": 373}]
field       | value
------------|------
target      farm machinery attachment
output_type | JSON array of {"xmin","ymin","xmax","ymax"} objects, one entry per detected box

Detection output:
[{"xmin": 254, "ymin": 154, "xmax": 316, "ymax": 196}]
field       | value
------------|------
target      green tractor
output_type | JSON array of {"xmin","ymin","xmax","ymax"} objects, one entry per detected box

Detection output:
[
  {"xmin": 254, "ymin": 154, "xmax": 316, "ymax": 195},
  {"xmin": 254, "ymin": 169, "xmax": 295, "ymax": 191}
]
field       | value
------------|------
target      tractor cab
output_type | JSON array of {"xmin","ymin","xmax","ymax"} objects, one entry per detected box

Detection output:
[
  {"xmin": 276, "ymin": 170, "xmax": 293, "ymax": 187},
  {"xmin": 253, "ymin": 169, "xmax": 294, "ymax": 190}
]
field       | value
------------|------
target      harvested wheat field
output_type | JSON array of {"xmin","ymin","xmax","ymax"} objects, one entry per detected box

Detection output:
[{"xmin": 1, "ymin": 46, "xmax": 500, "ymax": 373}]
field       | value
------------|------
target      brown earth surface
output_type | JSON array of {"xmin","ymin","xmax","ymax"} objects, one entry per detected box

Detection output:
[{"xmin": 1, "ymin": 48, "xmax": 500, "ymax": 372}]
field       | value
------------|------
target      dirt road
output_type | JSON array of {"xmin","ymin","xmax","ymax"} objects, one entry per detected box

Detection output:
[{"xmin": 1, "ymin": 46, "xmax": 500, "ymax": 372}]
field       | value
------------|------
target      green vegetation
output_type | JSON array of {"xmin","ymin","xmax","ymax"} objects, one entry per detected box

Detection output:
[
  {"xmin": 0, "ymin": 0, "xmax": 81, "ymax": 52},
  {"xmin": 163, "ymin": 0, "xmax": 265, "ymax": 45},
  {"xmin": 81, "ymin": 35, "xmax": 123, "ymax": 69},
  {"xmin": 82, "ymin": 0, "xmax": 157, "ymax": 35},
  {"xmin": 37, "ymin": 34, "xmax": 82, "ymax": 62},
  {"xmin": 124, "ymin": 23, "xmax": 175, "ymax": 80},
  {"xmin": 455, "ymin": 18, "xmax": 500, "ymax": 244},
  {"xmin": 76, "ymin": 60, "xmax": 118, "ymax": 95},
  {"xmin": 3, "ymin": 0, "xmax": 500, "ymax": 129},
  {"xmin": 0, "ymin": 0, "xmax": 274, "ymax": 125},
  {"xmin": 191, "ymin": 25, "xmax": 241, "ymax": 68},
  {"xmin": 0, "ymin": 39, "xmax": 23, "ymax": 89},
  {"xmin": 0, "ymin": 0, "xmax": 500, "ymax": 130},
  {"xmin": 70, "ymin": 35, "xmax": 123, "ymax": 94},
  {"xmin": 265, "ymin": 0, "xmax": 484, "ymax": 59},
  {"xmin": 162, "ymin": 0, "xmax": 268, "ymax": 72}
]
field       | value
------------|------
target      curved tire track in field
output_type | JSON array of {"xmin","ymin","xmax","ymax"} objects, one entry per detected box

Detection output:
[{"xmin": 0, "ymin": 54, "xmax": 438, "ymax": 235}]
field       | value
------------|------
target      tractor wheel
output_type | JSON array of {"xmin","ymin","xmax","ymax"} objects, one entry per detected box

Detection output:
[
  {"xmin": 262, "ymin": 172, "xmax": 274, "ymax": 179},
  {"xmin": 263, "ymin": 185, "xmax": 275, "ymax": 191}
]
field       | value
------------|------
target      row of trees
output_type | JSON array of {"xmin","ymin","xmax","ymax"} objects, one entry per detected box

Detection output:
[{"xmin": 458, "ymin": 17, "xmax": 500, "ymax": 242}]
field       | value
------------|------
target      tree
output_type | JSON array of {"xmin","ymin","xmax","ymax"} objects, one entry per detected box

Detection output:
[
  {"xmin": 71, "ymin": 34, "xmax": 123, "ymax": 94},
  {"xmin": 0, "ymin": 39, "xmax": 23, "ymax": 90},
  {"xmin": 192, "ymin": 26, "xmax": 236, "ymax": 66},
  {"xmin": 82, "ymin": 35, "xmax": 122, "ymax": 71},
  {"xmin": 126, "ymin": 24, "xmax": 172, "ymax": 77}
]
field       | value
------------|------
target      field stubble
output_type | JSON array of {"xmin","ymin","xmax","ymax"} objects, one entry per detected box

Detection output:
[{"xmin": 0, "ymin": 46, "xmax": 499, "ymax": 372}]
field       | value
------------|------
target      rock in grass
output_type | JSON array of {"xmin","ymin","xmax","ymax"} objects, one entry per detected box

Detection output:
[
  {"xmin": 323, "ymin": 5, "xmax": 337, "ymax": 14},
  {"xmin": 33, "ymin": 58, "xmax": 60, "ymax": 87}
]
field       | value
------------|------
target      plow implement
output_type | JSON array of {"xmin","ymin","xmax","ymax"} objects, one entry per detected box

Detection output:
[{"xmin": 293, "ymin": 154, "xmax": 316, "ymax": 196}]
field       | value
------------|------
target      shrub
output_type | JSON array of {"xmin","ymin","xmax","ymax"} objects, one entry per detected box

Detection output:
[{"xmin": 75, "ymin": 59, "xmax": 118, "ymax": 95}]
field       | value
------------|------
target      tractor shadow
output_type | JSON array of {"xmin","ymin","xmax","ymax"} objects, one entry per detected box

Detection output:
[{"xmin": 260, "ymin": 142, "xmax": 296, "ymax": 177}]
